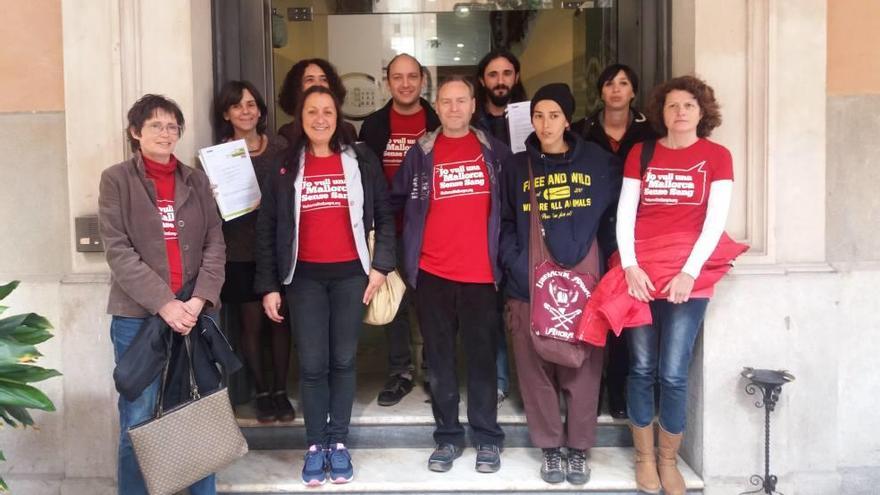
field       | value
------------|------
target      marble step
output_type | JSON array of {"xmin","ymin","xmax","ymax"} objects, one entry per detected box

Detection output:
[
  {"xmin": 235, "ymin": 374, "xmax": 631, "ymax": 449},
  {"xmin": 216, "ymin": 447, "xmax": 703, "ymax": 494}
]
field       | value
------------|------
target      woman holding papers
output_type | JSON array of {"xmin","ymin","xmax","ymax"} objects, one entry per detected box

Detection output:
[
  {"xmin": 254, "ymin": 85, "xmax": 395, "ymax": 486},
  {"xmin": 212, "ymin": 80, "xmax": 294, "ymax": 424},
  {"xmin": 98, "ymin": 94, "xmax": 224, "ymax": 495}
]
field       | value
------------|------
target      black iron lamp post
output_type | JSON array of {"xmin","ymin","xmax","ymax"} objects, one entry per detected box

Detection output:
[{"xmin": 739, "ymin": 367, "xmax": 795, "ymax": 495}]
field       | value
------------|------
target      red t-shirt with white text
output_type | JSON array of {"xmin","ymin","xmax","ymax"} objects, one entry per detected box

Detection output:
[
  {"xmin": 143, "ymin": 154, "xmax": 183, "ymax": 293},
  {"xmin": 383, "ymin": 107, "xmax": 427, "ymax": 184},
  {"xmin": 623, "ymin": 138, "xmax": 733, "ymax": 241},
  {"xmin": 297, "ymin": 153, "xmax": 359, "ymax": 263},
  {"xmin": 419, "ymin": 132, "xmax": 494, "ymax": 283}
]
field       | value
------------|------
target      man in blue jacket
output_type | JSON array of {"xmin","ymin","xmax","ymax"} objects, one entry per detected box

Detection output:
[{"xmin": 392, "ymin": 76, "xmax": 509, "ymax": 474}]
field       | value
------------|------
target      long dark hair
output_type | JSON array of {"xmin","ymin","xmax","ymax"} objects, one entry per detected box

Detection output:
[
  {"xmin": 474, "ymin": 49, "xmax": 528, "ymax": 107},
  {"xmin": 289, "ymin": 85, "xmax": 353, "ymax": 157},
  {"xmin": 278, "ymin": 58, "xmax": 347, "ymax": 117},
  {"xmin": 213, "ymin": 80, "xmax": 268, "ymax": 141}
]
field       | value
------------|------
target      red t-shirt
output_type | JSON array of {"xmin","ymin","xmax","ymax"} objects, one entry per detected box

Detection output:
[
  {"xmin": 143, "ymin": 154, "xmax": 183, "ymax": 293},
  {"xmin": 624, "ymin": 138, "xmax": 733, "ymax": 241},
  {"xmin": 297, "ymin": 153, "xmax": 359, "ymax": 263},
  {"xmin": 383, "ymin": 107, "xmax": 427, "ymax": 184},
  {"xmin": 419, "ymin": 132, "xmax": 494, "ymax": 283}
]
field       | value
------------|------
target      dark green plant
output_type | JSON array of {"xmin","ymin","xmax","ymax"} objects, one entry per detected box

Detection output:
[{"xmin": 0, "ymin": 281, "xmax": 61, "ymax": 492}]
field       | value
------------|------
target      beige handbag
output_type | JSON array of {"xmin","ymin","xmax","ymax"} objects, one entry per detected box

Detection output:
[
  {"xmin": 128, "ymin": 336, "xmax": 248, "ymax": 495},
  {"xmin": 363, "ymin": 229, "xmax": 406, "ymax": 325}
]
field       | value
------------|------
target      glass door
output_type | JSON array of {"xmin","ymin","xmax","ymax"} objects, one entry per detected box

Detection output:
[{"xmin": 265, "ymin": 0, "xmax": 666, "ymax": 134}]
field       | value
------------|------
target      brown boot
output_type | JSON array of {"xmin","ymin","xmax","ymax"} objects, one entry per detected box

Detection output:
[
  {"xmin": 630, "ymin": 423, "xmax": 661, "ymax": 494},
  {"xmin": 657, "ymin": 426, "xmax": 686, "ymax": 495}
]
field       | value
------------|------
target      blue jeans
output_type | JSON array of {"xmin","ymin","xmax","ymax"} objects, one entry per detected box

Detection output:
[
  {"xmin": 626, "ymin": 299, "xmax": 709, "ymax": 434},
  {"xmin": 111, "ymin": 316, "xmax": 216, "ymax": 495}
]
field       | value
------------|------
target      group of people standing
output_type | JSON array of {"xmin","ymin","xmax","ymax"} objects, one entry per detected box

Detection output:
[{"xmin": 99, "ymin": 46, "xmax": 745, "ymax": 495}]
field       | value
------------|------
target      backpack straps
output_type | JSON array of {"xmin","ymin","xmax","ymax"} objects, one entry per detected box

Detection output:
[{"xmin": 640, "ymin": 139, "xmax": 656, "ymax": 177}]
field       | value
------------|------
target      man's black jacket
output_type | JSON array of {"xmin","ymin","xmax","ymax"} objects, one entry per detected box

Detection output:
[{"xmin": 358, "ymin": 97, "xmax": 440, "ymax": 160}]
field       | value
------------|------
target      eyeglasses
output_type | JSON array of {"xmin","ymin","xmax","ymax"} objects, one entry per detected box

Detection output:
[{"xmin": 144, "ymin": 122, "xmax": 182, "ymax": 135}]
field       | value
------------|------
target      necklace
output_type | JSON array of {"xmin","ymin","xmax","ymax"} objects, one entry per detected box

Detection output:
[{"xmin": 246, "ymin": 135, "xmax": 265, "ymax": 153}]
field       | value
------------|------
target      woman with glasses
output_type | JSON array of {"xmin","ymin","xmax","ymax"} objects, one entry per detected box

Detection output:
[
  {"xmin": 98, "ymin": 94, "xmax": 225, "ymax": 495},
  {"xmin": 212, "ymin": 80, "xmax": 295, "ymax": 424},
  {"xmin": 255, "ymin": 85, "xmax": 395, "ymax": 486}
]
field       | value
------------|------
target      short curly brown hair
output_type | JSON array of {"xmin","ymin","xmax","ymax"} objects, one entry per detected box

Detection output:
[{"xmin": 646, "ymin": 75, "xmax": 721, "ymax": 137}]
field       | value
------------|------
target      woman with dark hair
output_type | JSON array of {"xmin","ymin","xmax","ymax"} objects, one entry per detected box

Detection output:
[
  {"xmin": 99, "ymin": 94, "xmax": 225, "ymax": 494},
  {"xmin": 277, "ymin": 58, "xmax": 356, "ymax": 143},
  {"xmin": 212, "ymin": 80, "xmax": 294, "ymax": 423},
  {"xmin": 573, "ymin": 63, "xmax": 657, "ymax": 159},
  {"xmin": 579, "ymin": 75, "xmax": 746, "ymax": 495},
  {"xmin": 574, "ymin": 63, "xmax": 659, "ymax": 419},
  {"xmin": 254, "ymin": 85, "xmax": 395, "ymax": 486}
]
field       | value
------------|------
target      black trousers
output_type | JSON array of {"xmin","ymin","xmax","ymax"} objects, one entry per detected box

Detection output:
[
  {"xmin": 287, "ymin": 274, "xmax": 367, "ymax": 447},
  {"xmin": 415, "ymin": 270, "xmax": 505, "ymax": 448},
  {"xmin": 384, "ymin": 288, "xmax": 415, "ymax": 376}
]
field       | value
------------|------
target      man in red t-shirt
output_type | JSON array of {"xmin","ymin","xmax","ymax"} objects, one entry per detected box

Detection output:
[
  {"xmin": 359, "ymin": 54, "xmax": 441, "ymax": 407},
  {"xmin": 392, "ymin": 77, "xmax": 511, "ymax": 474}
]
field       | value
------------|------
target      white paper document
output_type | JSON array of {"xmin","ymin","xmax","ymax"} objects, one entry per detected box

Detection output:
[
  {"xmin": 506, "ymin": 101, "xmax": 535, "ymax": 154},
  {"xmin": 198, "ymin": 139, "xmax": 261, "ymax": 221}
]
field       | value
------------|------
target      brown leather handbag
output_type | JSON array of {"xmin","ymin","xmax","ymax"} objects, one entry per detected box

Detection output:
[{"xmin": 527, "ymin": 158, "xmax": 599, "ymax": 368}]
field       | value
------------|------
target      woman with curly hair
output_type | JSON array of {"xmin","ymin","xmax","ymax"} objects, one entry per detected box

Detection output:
[
  {"xmin": 580, "ymin": 75, "xmax": 747, "ymax": 494},
  {"xmin": 277, "ymin": 58, "xmax": 356, "ymax": 143}
]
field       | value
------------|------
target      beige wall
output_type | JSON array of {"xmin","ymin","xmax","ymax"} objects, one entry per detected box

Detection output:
[
  {"xmin": 0, "ymin": 0, "xmax": 64, "ymax": 112},
  {"xmin": 827, "ymin": 0, "xmax": 880, "ymax": 95},
  {"xmin": 0, "ymin": 0, "xmax": 69, "ymax": 278},
  {"xmin": 826, "ymin": 0, "xmax": 880, "ymax": 262}
]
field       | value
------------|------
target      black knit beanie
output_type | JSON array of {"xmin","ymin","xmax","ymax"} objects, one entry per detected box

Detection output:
[{"xmin": 531, "ymin": 83, "xmax": 575, "ymax": 123}]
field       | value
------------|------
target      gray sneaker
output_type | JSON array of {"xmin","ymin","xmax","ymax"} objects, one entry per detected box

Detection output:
[
  {"xmin": 428, "ymin": 443, "xmax": 462, "ymax": 472},
  {"xmin": 566, "ymin": 448, "xmax": 591, "ymax": 485},
  {"xmin": 475, "ymin": 444, "xmax": 501, "ymax": 473},
  {"xmin": 540, "ymin": 447, "xmax": 565, "ymax": 483}
]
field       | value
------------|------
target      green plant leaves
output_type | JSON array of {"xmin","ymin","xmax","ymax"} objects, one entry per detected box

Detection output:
[
  {"xmin": 0, "ymin": 281, "xmax": 19, "ymax": 301},
  {"xmin": 0, "ymin": 364, "xmax": 61, "ymax": 383},
  {"xmin": 0, "ymin": 313, "xmax": 53, "ymax": 345},
  {"xmin": 0, "ymin": 338, "xmax": 40, "ymax": 365},
  {"xmin": 0, "ymin": 379, "xmax": 55, "ymax": 411},
  {"xmin": 0, "ymin": 280, "xmax": 58, "ymax": 493}
]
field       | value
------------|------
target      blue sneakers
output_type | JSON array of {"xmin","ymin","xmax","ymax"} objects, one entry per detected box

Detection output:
[
  {"xmin": 301, "ymin": 445, "xmax": 327, "ymax": 487},
  {"xmin": 327, "ymin": 443, "xmax": 354, "ymax": 484}
]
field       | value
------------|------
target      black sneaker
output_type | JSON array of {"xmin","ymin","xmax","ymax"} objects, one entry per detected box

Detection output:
[
  {"xmin": 475, "ymin": 444, "xmax": 501, "ymax": 473},
  {"xmin": 540, "ymin": 447, "xmax": 565, "ymax": 483},
  {"xmin": 566, "ymin": 448, "xmax": 591, "ymax": 485},
  {"xmin": 272, "ymin": 390, "xmax": 296, "ymax": 422},
  {"xmin": 377, "ymin": 374, "xmax": 414, "ymax": 406},
  {"xmin": 428, "ymin": 443, "xmax": 462, "ymax": 472},
  {"xmin": 254, "ymin": 392, "xmax": 276, "ymax": 423}
]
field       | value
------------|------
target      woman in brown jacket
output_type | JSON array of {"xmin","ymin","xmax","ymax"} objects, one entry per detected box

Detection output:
[{"xmin": 98, "ymin": 94, "xmax": 225, "ymax": 495}]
